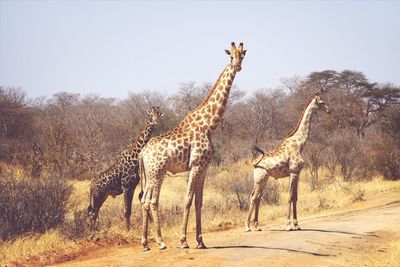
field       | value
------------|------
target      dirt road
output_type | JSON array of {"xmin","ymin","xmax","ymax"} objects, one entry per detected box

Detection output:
[{"xmin": 52, "ymin": 201, "xmax": 400, "ymax": 267}]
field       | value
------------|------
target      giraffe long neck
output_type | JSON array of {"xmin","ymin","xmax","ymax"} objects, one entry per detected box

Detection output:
[
  {"xmin": 179, "ymin": 64, "xmax": 236, "ymax": 131},
  {"xmin": 289, "ymin": 99, "xmax": 316, "ymax": 150},
  {"xmin": 131, "ymin": 121, "xmax": 154, "ymax": 150}
]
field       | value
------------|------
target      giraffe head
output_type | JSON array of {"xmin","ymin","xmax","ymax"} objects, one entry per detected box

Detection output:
[
  {"xmin": 314, "ymin": 93, "xmax": 330, "ymax": 114},
  {"xmin": 225, "ymin": 42, "xmax": 247, "ymax": 72},
  {"xmin": 146, "ymin": 106, "xmax": 164, "ymax": 125}
]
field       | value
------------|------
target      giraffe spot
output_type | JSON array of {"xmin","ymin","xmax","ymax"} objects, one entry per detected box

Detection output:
[{"xmin": 211, "ymin": 104, "xmax": 218, "ymax": 113}]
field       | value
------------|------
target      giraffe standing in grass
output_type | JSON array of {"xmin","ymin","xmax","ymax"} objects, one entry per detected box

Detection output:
[
  {"xmin": 245, "ymin": 94, "xmax": 329, "ymax": 232},
  {"xmin": 139, "ymin": 42, "xmax": 246, "ymax": 251},
  {"xmin": 88, "ymin": 107, "xmax": 164, "ymax": 230}
]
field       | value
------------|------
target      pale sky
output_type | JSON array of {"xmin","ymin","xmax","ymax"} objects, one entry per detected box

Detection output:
[{"xmin": 1, "ymin": 0, "xmax": 399, "ymax": 99}]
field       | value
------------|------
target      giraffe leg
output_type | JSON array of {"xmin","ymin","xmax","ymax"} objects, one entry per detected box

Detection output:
[
  {"xmin": 90, "ymin": 193, "xmax": 107, "ymax": 231},
  {"xmin": 245, "ymin": 186, "xmax": 256, "ymax": 232},
  {"xmin": 123, "ymin": 187, "xmax": 134, "ymax": 231},
  {"xmin": 246, "ymin": 168, "xmax": 267, "ymax": 232},
  {"xmin": 286, "ymin": 200, "xmax": 293, "ymax": 231},
  {"xmin": 246, "ymin": 182, "xmax": 264, "ymax": 232},
  {"xmin": 194, "ymin": 171, "xmax": 207, "ymax": 249},
  {"xmin": 287, "ymin": 173, "xmax": 299, "ymax": 231},
  {"xmin": 292, "ymin": 174, "xmax": 301, "ymax": 230},
  {"xmin": 141, "ymin": 185, "xmax": 152, "ymax": 252},
  {"xmin": 150, "ymin": 186, "xmax": 166, "ymax": 250},
  {"xmin": 253, "ymin": 186, "xmax": 264, "ymax": 231},
  {"xmin": 180, "ymin": 166, "xmax": 200, "ymax": 249}
]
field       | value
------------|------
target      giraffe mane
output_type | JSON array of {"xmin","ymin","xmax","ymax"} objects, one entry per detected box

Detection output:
[
  {"xmin": 285, "ymin": 96, "xmax": 315, "ymax": 138},
  {"xmin": 179, "ymin": 65, "xmax": 229, "ymax": 125}
]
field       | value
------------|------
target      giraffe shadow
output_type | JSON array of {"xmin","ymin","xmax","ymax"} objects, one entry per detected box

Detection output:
[
  {"xmin": 209, "ymin": 245, "xmax": 333, "ymax": 257},
  {"xmin": 269, "ymin": 228, "xmax": 378, "ymax": 237}
]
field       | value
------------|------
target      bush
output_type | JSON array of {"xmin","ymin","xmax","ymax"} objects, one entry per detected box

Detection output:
[
  {"xmin": 0, "ymin": 174, "xmax": 72, "ymax": 241},
  {"xmin": 60, "ymin": 209, "xmax": 91, "ymax": 240},
  {"xmin": 261, "ymin": 180, "xmax": 280, "ymax": 205},
  {"xmin": 368, "ymin": 134, "xmax": 400, "ymax": 180}
]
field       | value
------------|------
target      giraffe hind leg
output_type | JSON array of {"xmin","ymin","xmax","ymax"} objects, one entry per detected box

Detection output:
[
  {"xmin": 254, "ymin": 193, "xmax": 263, "ymax": 231},
  {"xmin": 141, "ymin": 185, "xmax": 152, "ymax": 252},
  {"xmin": 245, "ymin": 187, "xmax": 256, "ymax": 232}
]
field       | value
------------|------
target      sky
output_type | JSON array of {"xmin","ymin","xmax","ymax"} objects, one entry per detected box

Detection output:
[{"xmin": 1, "ymin": 0, "xmax": 399, "ymax": 100}]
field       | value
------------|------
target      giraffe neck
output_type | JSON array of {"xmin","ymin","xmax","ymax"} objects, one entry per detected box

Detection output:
[
  {"xmin": 131, "ymin": 121, "xmax": 154, "ymax": 150},
  {"xmin": 288, "ymin": 99, "xmax": 317, "ymax": 149},
  {"xmin": 179, "ymin": 64, "xmax": 237, "ymax": 131}
]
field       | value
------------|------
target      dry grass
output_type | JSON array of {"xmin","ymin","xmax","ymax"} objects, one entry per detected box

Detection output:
[{"xmin": 1, "ymin": 160, "xmax": 399, "ymax": 265}]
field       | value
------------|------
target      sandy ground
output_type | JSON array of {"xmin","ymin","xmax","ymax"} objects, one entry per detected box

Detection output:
[{"xmin": 49, "ymin": 199, "xmax": 400, "ymax": 267}]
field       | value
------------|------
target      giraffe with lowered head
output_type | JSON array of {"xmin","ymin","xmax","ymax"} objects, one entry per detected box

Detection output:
[
  {"xmin": 88, "ymin": 106, "xmax": 164, "ymax": 231},
  {"xmin": 139, "ymin": 42, "xmax": 246, "ymax": 251},
  {"xmin": 245, "ymin": 93, "xmax": 329, "ymax": 232}
]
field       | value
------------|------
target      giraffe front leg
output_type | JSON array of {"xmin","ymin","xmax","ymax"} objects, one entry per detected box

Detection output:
[
  {"xmin": 194, "ymin": 172, "xmax": 207, "ymax": 249},
  {"xmin": 180, "ymin": 166, "xmax": 199, "ymax": 249},
  {"xmin": 287, "ymin": 173, "xmax": 300, "ymax": 231},
  {"xmin": 123, "ymin": 187, "xmax": 134, "ymax": 231},
  {"xmin": 292, "ymin": 173, "xmax": 301, "ymax": 230},
  {"xmin": 89, "ymin": 193, "xmax": 107, "ymax": 231},
  {"xmin": 286, "ymin": 201, "xmax": 293, "ymax": 231}
]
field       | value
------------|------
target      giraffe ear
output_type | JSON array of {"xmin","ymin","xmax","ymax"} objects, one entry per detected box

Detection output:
[
  {"xmin": 160, "ymin": 113, "xmax": 165, "ymax": 117},
  {"xmin": 147, "ymin": 110, "xmax": 151, "ymax": 115},
  {"xmin": 225, "ymin": 49, "xmax": 231, "ymax": 56},
  {"xmin": 242, "ymin": 50, "xmax": 247, "ymax": 56}
]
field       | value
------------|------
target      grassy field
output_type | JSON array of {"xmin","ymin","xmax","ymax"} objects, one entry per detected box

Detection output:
[{"xmin": 1, "ymin": 161, "xmax": 399, "ymax": 265}]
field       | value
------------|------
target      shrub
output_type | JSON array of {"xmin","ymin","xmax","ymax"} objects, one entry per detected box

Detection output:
[
  {"xmin": 60, "ymin": 209, "xmax": 91, "ymax": 240},
  {"xmin": 352, "ymin": 188, "xmax": 366, "ymax": 202},
  {"xmin": 261, "ymin": 180, "xmax": 280, "ymax": 205},
  {"xmin": 0, "ymin": 174, "xmax": 72, "ymax": 241},
  {"xmin": 370, "ymin": 135, "xmax": 400, "ymax": 180}
]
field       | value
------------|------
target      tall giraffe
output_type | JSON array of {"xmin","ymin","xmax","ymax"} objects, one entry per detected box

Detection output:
[
  {"xmin": 139, "ymin": 42, "xmax": 246, "ymax": 251},
  {"xmin": 245, "ymin": 94, "xmax": 329, "ymax": 232},
  {"xmin": 87, "ymin": 106, "xmax": 164, "ymax": 230}
]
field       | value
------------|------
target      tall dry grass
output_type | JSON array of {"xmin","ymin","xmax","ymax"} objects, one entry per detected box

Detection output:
[{"xmin": 1, "ymin": 160, "xmax": 399, "ymax": 264}]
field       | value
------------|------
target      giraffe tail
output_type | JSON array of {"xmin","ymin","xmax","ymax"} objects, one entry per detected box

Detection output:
[
  {"xmin": 251, "ymin": 145, "xmax": 265, "ymax": 155},
  {"xmin": 138, "ymin": 157, "xmax": 145, "ymax": 201}
]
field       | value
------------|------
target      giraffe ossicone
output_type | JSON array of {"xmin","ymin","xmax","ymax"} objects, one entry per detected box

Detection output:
[
  {"xmin": 245, "ymin": 94, "xmax": 329, "ymax": 232},
  {"xmin": 87, "ymin": 106, "xmax": 164, "ymax": 231},
  {"xmin": 139, "ymin": 42, "xmax": 246, "ymax": 251}
]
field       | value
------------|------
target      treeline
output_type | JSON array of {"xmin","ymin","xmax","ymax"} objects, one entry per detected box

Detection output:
[{"xmin": 1, "ymin": 70, "xmax": 400, "ymax": 181}]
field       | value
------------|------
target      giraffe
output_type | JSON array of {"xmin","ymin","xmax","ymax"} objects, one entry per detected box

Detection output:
[
  {"xmin": 139, "ymin": 42, "xmax": 246, "ymax": 251},
  {"xmin": 245, "ymin": 94, "xmax": 329, "ymax": 232},
  {"xmin": 87, "ymin": 106, "xmax": 164, "ymax": 231}
]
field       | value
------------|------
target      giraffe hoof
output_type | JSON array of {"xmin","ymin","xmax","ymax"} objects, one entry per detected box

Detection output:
[
  {"xmin": 181, "ymin": 242, "xmax": 189, "ymax": 249},
  {"xmin": 286, "ymin": 226, "xmax": 294, "ymax": 231},
  {"xmin": 196, "ymin": 243, "xmax": 207, "ymax": 249},
  {"xmin": 159, "ymin": 242, "xmax": 167, "ymax": 250},
  {"xmin": 245, "ymin": 227, "xmax": 251, "ymax": 232},
  {"xmin": 255, "ymin": 227, "xmax": 262, "ymax": 232},
  {"xmin": 294, "ymin": 226, "xmax": 301, "ymax": 231},
  {"xmin": 143, "ymin": 247, "xmax": 151, "ymax": 252}
]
